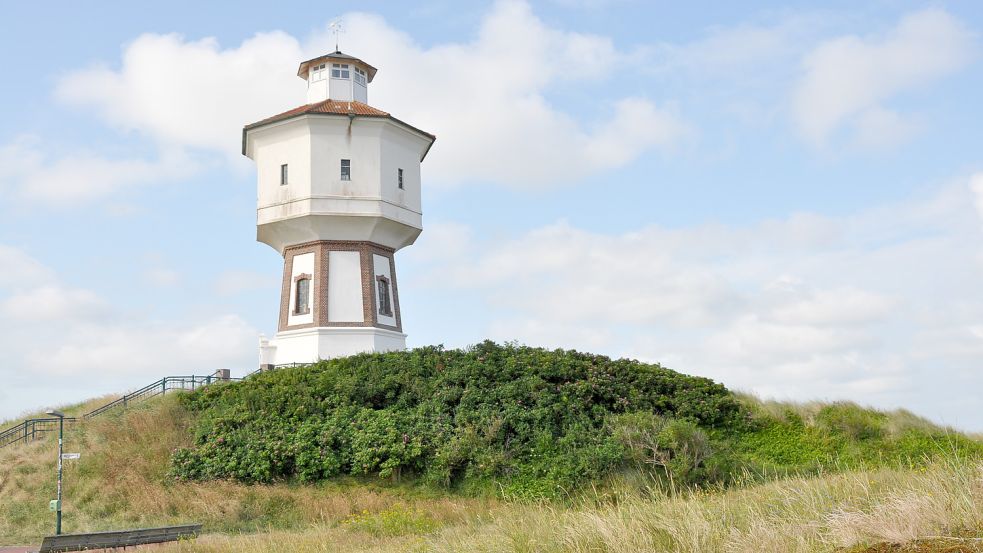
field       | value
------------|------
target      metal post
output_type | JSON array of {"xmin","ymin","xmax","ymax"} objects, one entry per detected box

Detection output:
[
  {"xmin": 56, "ymin": 415, "xmax": 63, "ymax": 535},
  {"xmin": 46, "ymin": 410, "xmax": 66, "ymax": 536}
]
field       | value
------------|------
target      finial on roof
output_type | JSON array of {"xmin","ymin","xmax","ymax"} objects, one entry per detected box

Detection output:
[{"xmin": 328, "ymin": 19, "xmax": 344, "ymax": 52}]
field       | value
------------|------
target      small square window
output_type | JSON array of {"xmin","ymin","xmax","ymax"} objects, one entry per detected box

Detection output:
[
  {"xmin": 331, "ymin": 63, "xmax": 350, "ymax": 79},
  {"xmin": 397, "ymin": 168, "xmax": 403, "ymax": 189},
  {"xmin": 280, "ymin": 164, "xmax": 288, "ymax": 186},
  {"xmin": 340, "ymin": 159, "xmax": 351, "ymax": 181}
]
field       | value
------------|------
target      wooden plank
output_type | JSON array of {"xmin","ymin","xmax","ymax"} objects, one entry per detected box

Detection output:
[{"xmin": 39, "ymin": 524, "xmax": 201, "ymax": 552}]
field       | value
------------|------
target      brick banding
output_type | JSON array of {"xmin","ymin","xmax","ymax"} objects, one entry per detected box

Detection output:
[{"xmin": 278, "ymin": 240, "xmax": 401, "ymax": 333}]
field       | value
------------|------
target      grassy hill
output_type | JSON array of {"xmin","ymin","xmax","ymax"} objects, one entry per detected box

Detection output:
[{"xmin": 1, "ymin": 342, "xmax": 981, "ymax": 552}]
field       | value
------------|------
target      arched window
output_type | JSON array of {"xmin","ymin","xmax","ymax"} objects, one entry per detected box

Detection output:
[
  {"xmin": 376, "ymin": 276, "xmax": 392, "ymax": 316},
  {"xmin": 294, "ymin": 276, "xmax": 311, "ymax": 315}
]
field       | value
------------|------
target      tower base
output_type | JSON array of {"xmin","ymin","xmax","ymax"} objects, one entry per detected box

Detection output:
[{"xmin": 259, "ymin": 327, "xmax": 406, "ymax": 367}]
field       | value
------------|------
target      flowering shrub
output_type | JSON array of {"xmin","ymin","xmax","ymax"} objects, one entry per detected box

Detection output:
[{"xmin": 169, "ymin": 341, "xmax": 742, "ymax": 496}]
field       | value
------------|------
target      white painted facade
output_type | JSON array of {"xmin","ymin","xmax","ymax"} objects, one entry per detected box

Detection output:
[
  {"xmin": 243, "ymin": 51, "xmax": 434, "ymax": 367},
  {"xmin": 327, "ymin": 251, "xmax": 363, "ymax": 322},
  {"xmin": 248, "ymin": 117, "xmax": 427, "ymax": 254},
  {"xmin": 272, "ymin": 326, "xmax": 408, "ymax": 362}
]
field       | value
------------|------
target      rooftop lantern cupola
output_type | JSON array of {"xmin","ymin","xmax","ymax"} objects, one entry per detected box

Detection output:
[{"xmin": 298, "ymin": 51, "xmax": 377, "ymax": 104}]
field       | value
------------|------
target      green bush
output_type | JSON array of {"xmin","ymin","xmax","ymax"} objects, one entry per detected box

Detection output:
[
  {"xmin": 170, "ymin": 341, "xmax": 741, "ymax": 497},
  {"xmin": 609, "ymin": 412, "xmax": 720, "ymax": 486},
  {"xmin": 168, "ymin": 341, "xmax": 983, "ymax": 497}
]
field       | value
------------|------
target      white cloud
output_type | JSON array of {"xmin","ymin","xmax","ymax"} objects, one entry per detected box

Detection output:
[
  {"xmin": 411, "ymin": 174, "xmax": 983, "ymax": 430},
  {"xmin": 34, "ymin": 314, "xmax": 256, "ymax": 377},
  {"xmin": 791, "ymin": 9, "xmax": 975, "ymax": 148},
  {"xmin": 0, "ymin": 136, "xmax": 197, "ymax": 205},
  {"xmin": 55, "ymin": 1, "xmax": 686, "ymax": 188},
  {"xmin": 649, "ymin": 17, "xmax": 817, "ymax": 78},
  {"xmin": 0, "ymin": 246, "xmax": 258, "ymax": 419},
  {"xmin": 971, "ymin": 173, "xmax": 983, "ymax": 223},
  {"xmin": 767, "ymin": 287, "xmax": 894, "ymax": 326},
  {"xmin": 1, "ymin": 285, "xmax": 108, "ymax": 322},
  {"xmin": 0, "ymin": 243, "xmax": 54, "ymax": 287},
  {"xmin": 850, "ymin": 106, "xmax": 920, "ymax": 151},
  {"xmin": 57, "ymin": 31, "xmax": 302, "ymax": 157}
]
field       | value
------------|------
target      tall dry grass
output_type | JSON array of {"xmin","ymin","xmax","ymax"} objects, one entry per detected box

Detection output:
[
  {"xmin": 0, "ymin": 396, "xmax": 496, "ymax": 544},
  {"xmin": 2, "ymin": 394, "xmax": 981, "ymax": 552},
  {"xmin": 146, "ymin": 457, "xmax": 983, "ymax": 553}
]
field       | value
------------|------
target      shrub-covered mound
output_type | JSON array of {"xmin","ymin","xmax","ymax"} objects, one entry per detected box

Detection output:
[
  {"xmin": 170, "ymin": 342, "xmax": 983, "ymax": 498},
  {"xmin": 170, "ymin": 341, "xmax": 742, "ymax": 496}
]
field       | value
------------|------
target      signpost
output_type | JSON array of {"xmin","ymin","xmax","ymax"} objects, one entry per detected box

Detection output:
[{"xmin": 43, "ymin": 410, "xmax": 81, "ymax": 535}]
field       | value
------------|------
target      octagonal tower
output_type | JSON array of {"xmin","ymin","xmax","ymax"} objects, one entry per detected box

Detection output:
[{"xmin": 243, "ymin": 51, "xmax": 435, "ymax": 367}]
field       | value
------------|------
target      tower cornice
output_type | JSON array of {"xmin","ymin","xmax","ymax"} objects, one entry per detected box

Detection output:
[{"xmin": 242, "ymin": 100, "xmax": 435, "ymax": 160}]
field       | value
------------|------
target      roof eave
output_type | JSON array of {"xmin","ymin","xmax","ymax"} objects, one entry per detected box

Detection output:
[
  {"xmin": 241, "ymin": 112, "xmax": 435, "ymax": 158},
  {"xmin": 296, "ymin": 53, "xmax": 379, "ymax": 81}
]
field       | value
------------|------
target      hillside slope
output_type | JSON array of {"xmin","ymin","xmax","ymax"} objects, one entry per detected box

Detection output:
[
  {"xmin": 0, "ymin": 394, "xmax": 980, "ymax": 551},
  {"xmin": 1, "ymin": 342, "xmax": 981, "ymax": 551}
]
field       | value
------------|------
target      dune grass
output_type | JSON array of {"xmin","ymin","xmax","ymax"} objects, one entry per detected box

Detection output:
[
  {"xmin": 0, "ymin": 396, "xmax": 496, "ymax": 544},
  {"xmin": 2, "ymin": 389, "xmax": 981, "ymax": 551},
  {"xmin": 145, "ymin": 455, "xmax": 983, "ymax": 553}
]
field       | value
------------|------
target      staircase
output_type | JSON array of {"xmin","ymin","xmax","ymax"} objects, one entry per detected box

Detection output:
[{"xmin": 0, "ymin": 371, "xmax": 236, "ymax": 450}]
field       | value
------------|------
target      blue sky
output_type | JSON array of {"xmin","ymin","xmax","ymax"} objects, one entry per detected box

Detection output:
[{"xmin": 1, "ymin": 1, "xmax": 982, "ymax": 430}]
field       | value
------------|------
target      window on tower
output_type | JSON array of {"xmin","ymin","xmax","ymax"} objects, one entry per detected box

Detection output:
[
  {"xmin": 294, "ymin": 277, "xmax": 310, "ymax": 315},
  {"xmin": 341, "ymin": 159, "xmax": 351, "ymax": 181},
  {"xmin": 310, "ymin": 63, "xmax": 326, "ymax": 81},
  {"xmin": 280, "ymin": 164, "xmax": 288, "ymax": 186},
  {"xmin": 398, "ymin": 168, "xmax": 404, "ymax": 189},
  {"xmin": 377, "ymin": 276, "xmax": 393, "ymax": 317},
  {"xmin": 354, "ymin": 67, "xmax": 366, "ymax": 86},
  {"xmin": 331, "ymin": 63, "xmax": 350, "ymax": 79}
]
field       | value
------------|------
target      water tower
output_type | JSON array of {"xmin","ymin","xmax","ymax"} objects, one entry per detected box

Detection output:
[{"xmin": 242, "ymin": 50, "xmax": 435, "ymax": 367}]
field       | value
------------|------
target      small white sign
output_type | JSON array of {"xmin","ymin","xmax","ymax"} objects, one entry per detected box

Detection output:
[{"xmin": 62, "ymin": 453, "xmax": 80, "ymax": 460}]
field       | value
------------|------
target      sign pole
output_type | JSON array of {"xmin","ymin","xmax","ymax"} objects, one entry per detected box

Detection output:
[
  {"xmin": 56, "ymin": 415, "xmax": 63, "ymax": 535},
  {"xmin": 46, "ymin": 409, "xmax": 66, "ymax": 535}
]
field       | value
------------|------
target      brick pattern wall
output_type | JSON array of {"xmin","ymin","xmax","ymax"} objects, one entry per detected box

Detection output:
[{"xmin": 277, "ymin": 240, "xmax": 402, "ymax": 333}]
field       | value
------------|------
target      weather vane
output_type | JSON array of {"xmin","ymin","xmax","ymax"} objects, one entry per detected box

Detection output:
[{"xmin": 329, "ymin": 19, "xmax": 344, "ymax": 52}]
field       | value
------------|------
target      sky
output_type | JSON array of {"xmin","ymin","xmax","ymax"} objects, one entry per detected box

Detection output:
[{"xmin": 1, "ymin": 1, "xmax": 982, "ymax": 430}]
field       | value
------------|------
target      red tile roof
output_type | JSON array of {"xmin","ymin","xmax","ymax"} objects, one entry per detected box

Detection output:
[{"xmin": 245, "ymin": 100, "xmax": 391, "ymax": 129}]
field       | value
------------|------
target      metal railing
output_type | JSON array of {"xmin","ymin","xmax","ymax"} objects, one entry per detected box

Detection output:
[
  {"xmin": 0, "ymin": 417, "xmax": 78, "ymax": 449},
  {"xmin": 0, "ymin": 370, "xmax": 238, "ymax": 450}
]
